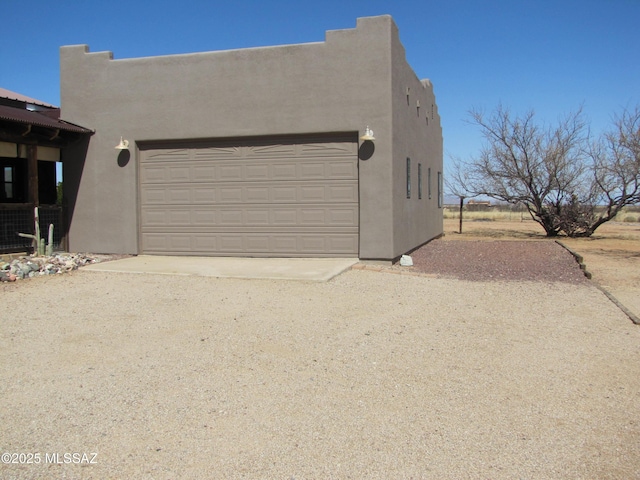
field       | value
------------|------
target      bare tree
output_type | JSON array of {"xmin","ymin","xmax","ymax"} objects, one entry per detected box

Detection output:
[
  {"xmin": 572, "ymin": 106, "xmax": 640, "ymax": 236},
  {"xmin": 451, "ymin": 105, "xmax": 640, "ymax": 237}
]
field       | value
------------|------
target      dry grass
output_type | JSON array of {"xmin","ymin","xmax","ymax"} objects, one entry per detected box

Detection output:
[{"xmin": 443, "ymin": 205, "xmax": 640, "ymax": 223}]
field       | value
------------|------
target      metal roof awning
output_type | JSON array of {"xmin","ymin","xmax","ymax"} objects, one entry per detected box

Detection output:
[
  {"xmin": 0, "ymin": 104, "xmax": 93, "ymax": 134},
  {"xmin": 0, "ymin": 87, "xmax": 58, "ymax": 109}
]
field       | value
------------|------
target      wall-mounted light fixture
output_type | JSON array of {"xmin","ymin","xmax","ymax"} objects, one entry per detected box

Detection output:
[
  {"xmin": 360, "ymin": 126, "xmax": 375, "ymax": 142},
  {"xmin": 115, "ymin": 137, "xmax": 130, "ymax": 150}
]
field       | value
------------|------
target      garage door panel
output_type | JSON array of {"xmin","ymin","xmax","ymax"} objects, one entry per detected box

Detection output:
[
  {"xmin": 246, "ymin": 164, "xmax": 269, "ymax": 180},
  {"xmin": 245, "ymin": 236, "xmax": 270, "ymax": 251},
  {"xmin": 328, "ymin": 208, "xmax": 358, "ymax": 225},
  {"xmin": 219, "ymin": 165, "xmax": 243, "ymax": 181},
  {"xmin": 192, "ymin": 188, "xmax": 215, "ymax": 203},
  {"xmin": 192, "ymin": 210, "xmax": 216, "ymax": 225},
  {"xmin": 192, "ymin": 165, "xmax": 217, "ymax": 181},
  {"xmin": 142, "ymin": 234, "xmax": 165, "ymax": 250},
  {"xmin": 299, "ymin": 186, "xmax": 326, "ymax": 202},
  {"xmin": 141, "ymin": 189, "xmax": 167, "ymax": 205},
  {"xmin": 219, "ymin": 210, "xmax": 244, "ymax": 225},
  {"xmin": 218, "ymin": 187, "xmax": 243, "ymax": 203},
  {"xmin": 143, "ymin": 226, "xmax": 358, "ymax": 235},
  {"xmin": 272, "ymin": 236, "xmax": 298, "ymax": 252},
  {"xmin": 245, "ymin": 187, "xmax": 271, "ymax": 202},
  {"xmin": 245, "ymin": 209, "xmax": 271, "ymax": 225},
  {"xmin": 141, "ymin": 210, "xmax": 167, "ymax": 226},
  {"xmin": 272, "ymin": 209, "xmax": 298, "ymax": 225},
  {"xmin": 272, "ymin": 164, "xmax": 298, "ymax": 179},
  {"xmin": 166, "ymin": 188, "xmax": 191, "ymax": 203},
  {"xmin": 327, "ymin": 235, "xmax": 359, "ymax": 253},
  {"xmin": 140, "ymin": 135, "xmax": 358, "ymax": 257},
  {"xmin": 142, "ymin": 232, "xmax": 359, "ymax": 256},
  {"xmin": 192, "ymin": 235, "xmax": 218, "ymax": 250},
  {"xmin": 328, "ymin": 185, "xmax": 359, "ymax": 202},
  {"xmin": 144, "ymin": 183, "xmax": 358, "ymax": 205},
  {"xmin": 168, "ymin": 210, "xmax": 191, "ymax": 225},
  {"xmin": 140, "ymin": 166, "xmax": 168, "ymax": 183},
  {"xmin": 194, "ymin": 146, "xmax": 241, "ymax": 160},
  {"xmin": 146, "ymin": 149, "xmax": 190, "ymax": 161},
  {"xmin": 143, "ymin": 233, "xmax": 194, "ymax": 251},
  {"xmin": 272, "ymin": 186, "xmax": 298, "ymax": 202},
  {"xmin": 300, "ymin": 236, "xmax": 325, "ymax": 252},
  {"xmin": 141, "ymin": 158, "xmax": 357, "ymax": 184},
  {"xmin": 169, "ymin": 235, "xmax": 193, "ymax": 250},
  {"xmin": 219, "ymin": 235, "xmax": 243, "ymax": 252},
  {"xmin": 328, "ymin": 161, "xmax": 358, "ymax": 178},
  {"xmin": 297, "ymin": 142, "xmax": 357, "ymax": 157},
  {"xmin": 169, "ymin": 166, "xmax": 190, "ymax": 182},
  {"xmin": 142, "ymin": 232, "xmax": 358, "ymax": 256},
  {"xmin": 139, "ymin": 187, "xmax": 189, "ymax": 204},
  {"xmin": 142, "ymin": 206, "xmax": 358, "ymax": 229},
  {"xmin": 247, "ymin": 144, "xmax": 297, "ymax": 158},
  {"xmin": 141, "ymin": 208, "xmax": 218, "ymax": 227},
  {"xmin": 299, "ymin": 163, "xmax": 325, "ymax": 178}
]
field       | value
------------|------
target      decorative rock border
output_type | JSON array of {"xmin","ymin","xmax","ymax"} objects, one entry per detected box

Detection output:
[
  {"xmin": 0, "ymin": 253, "xmax": 112, "ymax": 282},
  {"xmin": 556, "ymin": 240, "xmax": 638, "ymax": 325},
  {"xmin": 554, "ymin": 240, "xmax": 592, "ymax": 279}
]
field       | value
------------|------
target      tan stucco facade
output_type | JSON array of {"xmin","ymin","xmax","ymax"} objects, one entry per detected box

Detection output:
[{"xmin": 60, "ymin": 15, "xmax": 442, "ymax": 260}]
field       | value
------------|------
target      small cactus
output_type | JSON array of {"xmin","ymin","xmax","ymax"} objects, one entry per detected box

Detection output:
[{"xmin": 17, "ymin": 208, "xmax": 54, "ymax": 257}]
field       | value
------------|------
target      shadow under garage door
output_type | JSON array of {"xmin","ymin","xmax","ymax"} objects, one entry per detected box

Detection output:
[{"xmin": 138, "ymin": 133, "xmax": 359, "ymax": 257}]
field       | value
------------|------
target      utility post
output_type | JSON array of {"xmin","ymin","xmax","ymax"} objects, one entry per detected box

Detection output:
[{"xmin": 458, "ymin": 195, "xmax": 465, "ymax": 234}]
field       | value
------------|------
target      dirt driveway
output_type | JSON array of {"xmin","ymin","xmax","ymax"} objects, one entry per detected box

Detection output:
[{"xmin": 1, "ymin": 257, "xmax": 639, "ymax": 478}]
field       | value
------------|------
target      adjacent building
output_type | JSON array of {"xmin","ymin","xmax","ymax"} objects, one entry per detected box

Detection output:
[{"xmin": 0, "ymin": 88, "xmax": 92, "ymax": 253}]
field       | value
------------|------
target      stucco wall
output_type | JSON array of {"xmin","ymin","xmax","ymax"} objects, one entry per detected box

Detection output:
[
  {"xmin": 60, "ymin": 15, "xmax": 442, "ymax": 259},
  {"xmin": 390, "ymin": 25, "xmax": 444, "ymax": 257}
]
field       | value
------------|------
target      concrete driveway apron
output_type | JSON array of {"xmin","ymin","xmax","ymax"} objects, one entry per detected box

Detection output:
[{"xmin": 82, "ymin": 255, "xmax": 359, "ymax": 282}]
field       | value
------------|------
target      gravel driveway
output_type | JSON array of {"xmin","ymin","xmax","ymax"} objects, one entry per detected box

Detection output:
[{"xmin": 1, "ymin": 242, "xmax": 639, "ymax": 479}]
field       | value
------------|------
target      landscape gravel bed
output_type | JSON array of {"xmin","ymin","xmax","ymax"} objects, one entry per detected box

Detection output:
[
  {"xmin": 397, "ymin": 239, "xmax": 589, "ymax": 283},
  {"xmin": 1, "ymin": 264, "xmax": 639, "ymax": 479}
]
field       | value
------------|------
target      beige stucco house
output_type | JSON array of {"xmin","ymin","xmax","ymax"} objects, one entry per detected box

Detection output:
[{"xmin": 60, "ymin": 15, "xmax": 443, "ymax": 261}]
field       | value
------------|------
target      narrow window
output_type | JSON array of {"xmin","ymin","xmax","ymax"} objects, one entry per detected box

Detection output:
[
  {"xmin": 418, "ymin": 163, "xmax": 423, "ymax": 199},
  {"xmin": 406, "ymin": 158, "xmax": 411, "ymax": 199},
  {"xmin": 428, "ymin": 167, "xmax": 432, "ymax": 199},
  {"xmin": 3, "ymin": 166, "xmax": 14, "ymax": 199},
  {"xmin": 437, "ymin": 171, "xmax": 443, "ymax": 208}
]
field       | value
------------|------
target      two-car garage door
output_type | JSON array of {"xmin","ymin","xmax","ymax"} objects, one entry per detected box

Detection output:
[{"xmin": 139, "ymin": 134, "xmax": 359, "ymax": 257}]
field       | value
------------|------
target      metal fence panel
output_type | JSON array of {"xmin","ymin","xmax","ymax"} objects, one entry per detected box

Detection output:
[{"xmin": 0, "ymin": 205, "xmax": 65, "ymax": 253}]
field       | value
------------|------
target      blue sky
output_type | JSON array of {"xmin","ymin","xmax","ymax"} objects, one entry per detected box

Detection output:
[{"xmin": 2, "ymin": 0, "xmax": 639, "ymax": 185}]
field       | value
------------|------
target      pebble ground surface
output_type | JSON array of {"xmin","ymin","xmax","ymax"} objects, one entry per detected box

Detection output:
[
  {"xmin": 401, "ymin": 239, "xmax": 590, "ymax": 283},
  {"xmin": 1, "ymin": 240, "xmax": 639, "ymax": 479}
]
